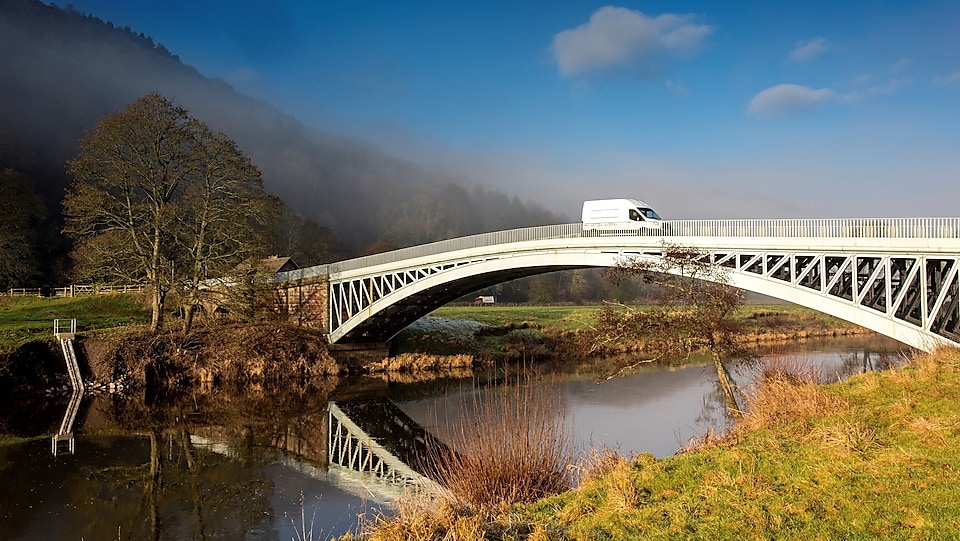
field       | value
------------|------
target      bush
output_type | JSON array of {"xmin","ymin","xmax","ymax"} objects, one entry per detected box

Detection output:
[{"xmin": 426, "ymin": 368, "xmax": 576, "ymax": 509}]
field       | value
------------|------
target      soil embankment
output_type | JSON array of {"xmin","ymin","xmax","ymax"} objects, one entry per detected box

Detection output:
[
  {"xmin": 84, "ymin": 324, "xmax": 339, "ymax": 388},
  {"xmin": 0, "ymin": 306, "xmax": 874, "ymax": 392}
]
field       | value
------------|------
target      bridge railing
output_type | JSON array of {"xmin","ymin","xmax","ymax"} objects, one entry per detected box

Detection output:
[
  {"xmin": 277, "ymin": 217, "xmax": 960, "ymax": 280},
  {"xmin": 663, "ymin": 218, "xmax": 960, "ymax": 239}
]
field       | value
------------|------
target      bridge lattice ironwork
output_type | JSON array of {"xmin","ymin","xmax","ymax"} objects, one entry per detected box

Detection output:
[{"xmin": 276, "ymin": 218, "xmax": 960, "ymax": 351}]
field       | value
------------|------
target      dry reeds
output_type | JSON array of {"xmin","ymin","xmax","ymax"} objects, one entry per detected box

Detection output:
[
  {"xmin": 741, "ymin": 355, "xmax": 849, "ymax": 431},
  {"xmin": 426, "ymin": 369, "xmax": 576, "ymax": 510},
  {"xmin": 366, "ymin": 353, "xmax": 474, "ymax": 373}
]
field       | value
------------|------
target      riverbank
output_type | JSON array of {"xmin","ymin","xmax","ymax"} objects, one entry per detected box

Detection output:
[
  {"xmin": 1, "ymin": 295, "xmax": 870, "ymax": 391},
  {"xmin": 351, "ymin": 346, "xmax": 960, "ymax": 540},
  {"xmin": 390, "ymin": 304, "xmax": 869, "ymax": 364}
]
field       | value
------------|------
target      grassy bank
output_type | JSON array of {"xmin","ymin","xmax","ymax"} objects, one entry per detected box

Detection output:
[
  {"xmin": 0, "ymin": 294, "xmax": 149, "ymax": 354},
  {"xmin": 392, "ymin": 304, "xmax": 866, "ymax": 360},
  {"xmin": 354, "ymin": 347, "xmax": 960, "ymax": 539},
  {"xmin": 432, "ymin": 303, "xmax": 858, "ymax": 335}
]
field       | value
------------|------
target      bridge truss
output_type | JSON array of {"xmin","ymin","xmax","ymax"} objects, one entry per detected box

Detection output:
[
  {"xmin": 328, "ymin": 401, "xmax": 443, "ymax": 491},
  {"xmin": 704, "ymin": 250, "xmax": 959, "ymax": 348},
  {"xmin": 280, "ymin": 219, "xmax": 960, "ymax": 351}
]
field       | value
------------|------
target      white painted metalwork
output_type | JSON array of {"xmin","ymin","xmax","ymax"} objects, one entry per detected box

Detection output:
[
  {"xmin": 51, "ymin": 390, "xmax": 83, "ymax": 456},
  {"xmin": 190, "ymin": 434, "xmax": 416, "ymax": 503},
  {"xmin": 275, "ymin": 219, "xmax": 960, "ymax": 351},
  {"xmin": 327, "ymin": 402, "xmax": 442, "ymax": 491}
]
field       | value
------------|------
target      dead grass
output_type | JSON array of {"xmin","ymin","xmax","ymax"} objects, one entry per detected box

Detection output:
[
  {"xmin": 740, "ymin": 355, "xmax": 849, "ymax": 432},
  {"xmin": 573, "ymin": 445, "xmax": 623, "ymax": 484},
  {"xmin": 427, "ymin": 370, "xmax": 577, "ymax": 510},
  {"xmin": 357, "ymin": 498, "xmax": 537, "ymax": 541},
  {"xmin": 603, "ymin": 459, "xmax": 640, "ymax": 511},
  {"xmin": 808, "ymin": 419, "xmax": 880, "ymax": 455},
  {"xmin": 366, "ymin": 353, "xmax": 475, "ymax": 373}
]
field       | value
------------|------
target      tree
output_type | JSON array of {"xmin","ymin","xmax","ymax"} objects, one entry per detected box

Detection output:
[
  {"xmin": 64, "ymin": 93, "xmax": 275, "ymax": 333},
  {"xmin": 0, "ymin": 169, "xmax": 47, "ymax": 290},
  {"xmin": 175, "ymin": 130, "xmax": 277, "ymax": 332},
  {"xmin": 272, "ymin": 204, "xmax": 343, "ymax": 266},
  {"xmin": 591, "ymin": 242, "xmax": 746, "ymax": 416}
]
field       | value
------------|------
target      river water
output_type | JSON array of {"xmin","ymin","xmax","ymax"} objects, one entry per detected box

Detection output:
[{"xmin": 0, "ymin": 334, "xmax": 907, "ymax": 540}]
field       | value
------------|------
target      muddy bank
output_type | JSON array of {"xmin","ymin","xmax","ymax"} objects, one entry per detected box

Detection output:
[
  {"xmin": 385, "ymin": 314, "xmax": 874, "ymax": 370},
  {"xmin": 0, "ymin": 312, "xmax": 875, "ymax": 394},
  {"xmin": 86, "ymin": 324, "xmax": 340, "ymax": 389}
]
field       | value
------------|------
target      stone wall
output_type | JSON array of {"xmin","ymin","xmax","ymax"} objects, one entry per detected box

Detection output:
[{"xmin": 275, "ymin": 274, "xmax": 329, "ymax": 331}]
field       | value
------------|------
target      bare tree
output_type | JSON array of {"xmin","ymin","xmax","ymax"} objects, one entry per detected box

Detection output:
[
  {"xmin": 175, "ymin": 130, "xmax": 276, "ymax": 332},
  {"xmin": 591, "ymin": 242, "xmax": 746, "ymax": 416},
  {"xmin": 64, "ymin": 93, "xmax": 275, "ymax": 333}
]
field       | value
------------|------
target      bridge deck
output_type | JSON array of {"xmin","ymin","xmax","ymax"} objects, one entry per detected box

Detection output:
[{"xmin": 276, "ymin": 219, "xmax": 960, "ymax": 350}]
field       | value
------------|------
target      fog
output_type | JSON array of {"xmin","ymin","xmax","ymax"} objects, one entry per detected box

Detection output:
[{"xmin": 0, "ymin": 1, "xmax": 561, "ymax": 260}]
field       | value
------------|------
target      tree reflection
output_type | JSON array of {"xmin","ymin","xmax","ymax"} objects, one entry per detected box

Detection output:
[{"xmin": 1, "ymin": 379, "xmax": 341, "ymax": 540}]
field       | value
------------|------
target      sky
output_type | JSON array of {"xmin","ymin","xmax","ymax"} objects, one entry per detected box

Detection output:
[{"xmin": 49, "ymin": 0, "xmax": 960, "ymax": 220}]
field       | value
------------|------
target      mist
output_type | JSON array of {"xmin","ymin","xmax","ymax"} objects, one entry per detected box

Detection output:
[{"xmin": 0, "ymin": 0, "xmax": 561, "ymax": 264}]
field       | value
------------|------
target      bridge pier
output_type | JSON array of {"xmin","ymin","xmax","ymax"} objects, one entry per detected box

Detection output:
[
  {"xmin": 275, "ymin": 273, "xmax": 329, "ymax": 329},
  {"xmin": 328, "ymin": 342, "xmax": 390, "ymax": 371}
]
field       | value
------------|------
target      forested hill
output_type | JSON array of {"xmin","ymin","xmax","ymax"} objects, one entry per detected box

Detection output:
[{"xmin": 0, "ymin": 0, "xmax": 560, "ymax": 271}]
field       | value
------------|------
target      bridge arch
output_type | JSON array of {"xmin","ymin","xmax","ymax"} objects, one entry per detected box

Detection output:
[{"xmin": 278, "ymin": 220, "xmax": 960, "ymax": 352}]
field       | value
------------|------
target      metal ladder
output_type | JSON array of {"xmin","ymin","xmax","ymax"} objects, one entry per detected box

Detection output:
[
  {"xmin": 52, "ymin": 319, "xmax": 83, "ymax": 456},
  {"xmin": 54, "ymin": 319, "xmax": 84, "ymax": 392}
]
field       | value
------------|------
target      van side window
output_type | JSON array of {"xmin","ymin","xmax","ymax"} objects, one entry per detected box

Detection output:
[{"xmin": 629, "ymin": 209, "xmax": 641, "ymax": 221}]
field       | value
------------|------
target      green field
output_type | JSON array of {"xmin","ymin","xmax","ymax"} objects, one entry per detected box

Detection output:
[
  {"xmin": 432, "ymin": 305, "xmax": 605, "ymax": 331},
  {"xmin": 432, "ymin": 303, "xmax": 854, "ymax": 334},
  {"xmin": 0, "ymin": 294, "xmax": 149, "ymax": 354}
]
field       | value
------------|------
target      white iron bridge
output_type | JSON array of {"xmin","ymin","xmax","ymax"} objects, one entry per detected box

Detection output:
[{"xmin": 277, "ymin": 218, "xmax": 960, "ymax": 352}]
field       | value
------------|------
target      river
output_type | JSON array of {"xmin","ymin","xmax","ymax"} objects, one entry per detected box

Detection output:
[{"xmin": 0, "ymin": 334, "xmax": 907, "ymax": 540}]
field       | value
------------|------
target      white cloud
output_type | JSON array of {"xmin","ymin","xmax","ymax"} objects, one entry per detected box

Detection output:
[
  {"xmin": 747, "ymin": 84, "xmax": 836, "ymax": 117},
  {"xmin": 664, "ymin": 79, "xmax": 690, "ymax": 97},
  {"xmin": 789, "ymin": 37, "xmax": 829, "ymax": 61},
  {"xmin": 891, "ymin": 58, "xmax": 911, "ymax": 72},
  {"xmin": 934, "ymin": 71, "xmax": 960, "ymax": 87},
  {"xmin": 869, "ymin": 78, "xmax": 913, "ymax": 95},
  {"xmin": 551, "ymin": 7, "xmax": 712, "ymax": 77}
]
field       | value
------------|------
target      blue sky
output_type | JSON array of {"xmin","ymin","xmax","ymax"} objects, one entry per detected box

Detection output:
[{"xmin": 50, "ymin": 1, "xmax": 960, "ymax": 220}]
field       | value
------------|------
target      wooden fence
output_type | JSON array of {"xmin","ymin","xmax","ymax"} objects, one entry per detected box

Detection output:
[{"xmin": 2, "ymin": 284, "xmax": 146, "ymax": 298}]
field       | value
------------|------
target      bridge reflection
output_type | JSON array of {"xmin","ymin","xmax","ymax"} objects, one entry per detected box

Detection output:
[
  {"xmin": 329, "ymin": 399, "xmax": 447, "ymax": 491},
  {"xmin": 45, "ymin": 387, "xmax": 447, "ymax": 501}
]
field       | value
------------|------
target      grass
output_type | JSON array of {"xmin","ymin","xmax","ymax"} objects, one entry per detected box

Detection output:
[
  {"xmin": 519, "ymin": 347, "xmax": 960, "ymax": 539},
  {"xmin": 431, "ymin": 305, "xmax": 605, "ymax": 332},
  {"xmin": 426, "ymin": 369, "xmax": 576, "ymax": 510},
  {"xmin": 349, "ymin": 347, "xmax": 960, "ymax": 540},
  {"xmin": 432, "ymin": 303, "xmax": 859, "ymax": 335},
  {"xmin": 0, "ymin": 294, "xmax": 150, "ymax": 354}
]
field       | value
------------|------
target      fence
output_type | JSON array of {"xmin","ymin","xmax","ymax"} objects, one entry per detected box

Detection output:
[
  {"xmin": 278, "ymin": 217, "xmax": 960, "ymax": 282},
  {"xmin": 1, "ymin": 284, "xmax": 146, "ymax": 298}
]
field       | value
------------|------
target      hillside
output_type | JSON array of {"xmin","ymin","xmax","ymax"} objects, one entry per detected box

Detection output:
[{"xmin": 0, "ymin": 0, "xmax": 560, "ymax": 277}]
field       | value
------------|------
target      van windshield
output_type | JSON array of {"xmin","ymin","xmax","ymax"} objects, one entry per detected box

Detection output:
[{"xmin": 638, "ymin": 207, "xmax": 661, "ymax": 220}]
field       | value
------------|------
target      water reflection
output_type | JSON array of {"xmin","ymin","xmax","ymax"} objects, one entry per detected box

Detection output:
[
  {"xmin": 0, "ymin": 384, "xmax": 393, "ymax": 540},
  {"xmin": 0, "ymin": 334, "xmax": 909, "ymax": 539},
  {"xmin": 397, "ymin": 334, "xmax": 908, "ymax": 460},
  {"xmin": 51, "ymin": 389, "xmax": 83, "ymax": 456}
]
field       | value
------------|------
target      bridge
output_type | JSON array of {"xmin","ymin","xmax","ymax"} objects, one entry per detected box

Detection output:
[{"xmin": 275, "ymin": 218, "xmax": 960, "ymax": 352}]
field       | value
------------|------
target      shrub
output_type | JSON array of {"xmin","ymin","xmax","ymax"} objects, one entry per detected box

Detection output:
[{"xmin": 426, "ymin": 368, "xmax": 576, "ymax": 509}]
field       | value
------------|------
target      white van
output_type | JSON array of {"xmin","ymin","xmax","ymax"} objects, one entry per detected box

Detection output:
[{"xmin": 581, "ymin": 199, "xmax": 662, "ymax": 231}]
